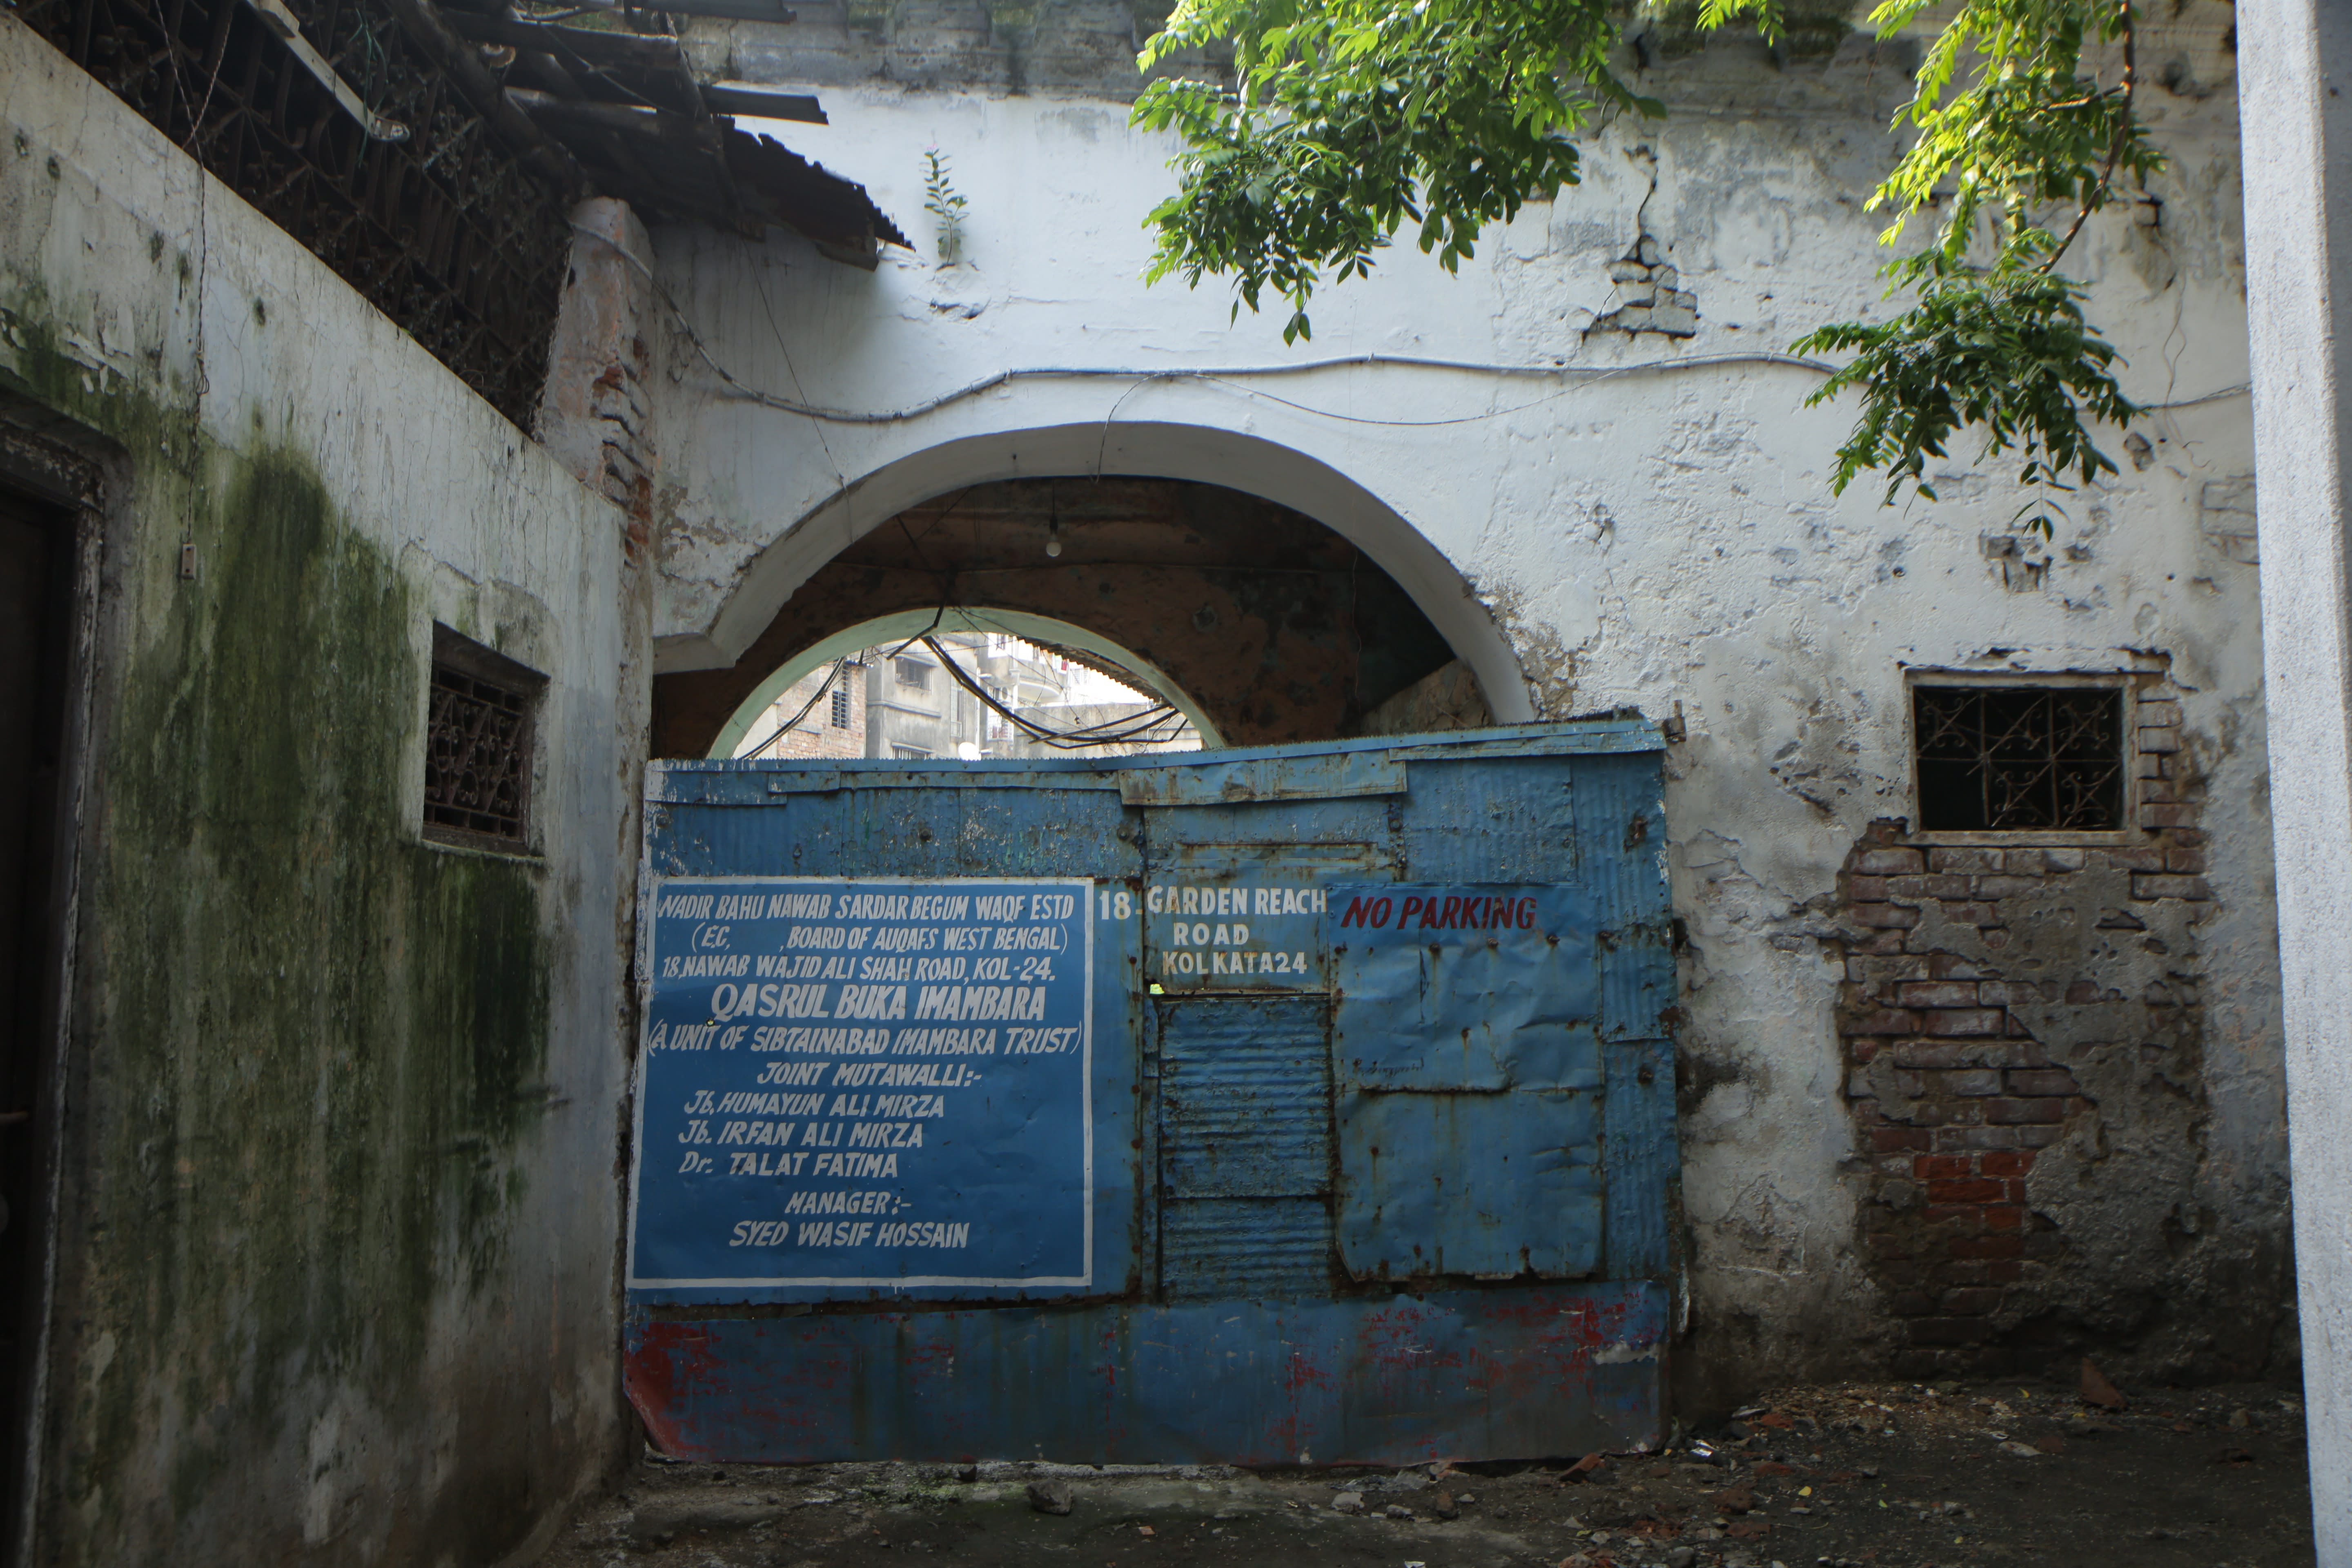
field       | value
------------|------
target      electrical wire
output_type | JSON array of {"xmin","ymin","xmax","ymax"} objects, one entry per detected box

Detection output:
[
  {"xmin": 913, "ymin": 606, "xmax": 1190, "ymax": 725},
  {"xmin": 739, "ymin": 611, "xmax": 969, "ymax": 761},
  {"xmin": 879, "ymin": 605, "xmax": 947, "ymax": 662},
  {"xmin": 919, "ymin": 635, "xmax": 1193, "ymax": 750},
  {"xmin": 566, "ymin": 225, "xmax": 2255, "ymax": 432},
  {"xmin": 942, "ymin": 604, "xmax": 1180, "ymax": 699},
  {"xmin": 929, "ymin": 648, "xmax": 1186, "ymax": 749},
  {"xmin": 698, "ymin": 345, "xmax": 1843, "ymax": 426},
  {"xmin": 2143, "ymin": 383, "xmax": 2249, "ymax": 410},
  {"xmin": 931, "ymin": 604, "xmax": 1200, "ymax": 724},
  {"xmin": 567, "ymin": 227, "xmax": 1831, "ymax": 424},
  {"xmin": 1195, "ymin": 373, "xmax": 1578, "ymax": 428}
]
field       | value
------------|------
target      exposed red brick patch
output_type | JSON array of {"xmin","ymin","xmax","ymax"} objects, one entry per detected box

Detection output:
[{"xmin": 1832, "ymin": 680, "xmax": 2212, "ymax": 1374}]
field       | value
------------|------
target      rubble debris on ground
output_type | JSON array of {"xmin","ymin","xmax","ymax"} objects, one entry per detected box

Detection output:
[{"xmin": 537, "ymin": 1380, "xmax": 2313, "ymax": 1567}]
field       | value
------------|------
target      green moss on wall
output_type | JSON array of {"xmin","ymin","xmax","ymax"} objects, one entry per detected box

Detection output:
[{"xmin": 5, "ymin": 312, "xmax": 559, "ymax": 1557}]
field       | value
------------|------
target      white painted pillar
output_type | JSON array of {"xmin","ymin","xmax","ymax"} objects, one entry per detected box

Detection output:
[{"xmin": 2239, "ymin": 0, "xmax": 2352, "ymax": 1558}]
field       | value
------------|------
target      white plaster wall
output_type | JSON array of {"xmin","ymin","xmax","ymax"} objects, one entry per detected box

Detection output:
[
  {"xmin": 2, "ymin": 18, "xmax": 630, "ymax": 1560},
  {"xmin": 648, "ymin": 11, "xmax": 2281, "ymax": 1383}
]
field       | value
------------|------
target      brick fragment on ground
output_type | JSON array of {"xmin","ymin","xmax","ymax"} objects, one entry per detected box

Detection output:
[{"xmin": 2082, "ymin": 1356, "xmax": 2129, "ymax": 1408}]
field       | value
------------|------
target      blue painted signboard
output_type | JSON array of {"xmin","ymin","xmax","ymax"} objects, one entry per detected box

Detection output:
[{"xmin": 628, "ymin": 877, "xmax": 1094, "ymax": 1301}]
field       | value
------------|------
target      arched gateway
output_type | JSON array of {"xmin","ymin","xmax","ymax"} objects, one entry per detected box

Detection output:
[
  {"xmin": 624, "ymin": 430, "xmax": 1678, "ymax": 1465},
  {"xmin": 648, "ymin": 421, "xmax": 1541, "ymax": 758}
]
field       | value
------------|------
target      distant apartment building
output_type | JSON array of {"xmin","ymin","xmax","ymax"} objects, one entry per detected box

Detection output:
[
  {"xmin": 730, "ymin": 659, "xmax": 868, "ymax": 760},
  {"xmin": 864, "ymin": 635, "xmax": 987, "ymax": 760}
]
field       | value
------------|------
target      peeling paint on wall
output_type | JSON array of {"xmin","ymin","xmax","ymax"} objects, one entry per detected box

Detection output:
[{"xmin": 1833, "ymin": 678, "xmax": 2290, "ymax": 1381}]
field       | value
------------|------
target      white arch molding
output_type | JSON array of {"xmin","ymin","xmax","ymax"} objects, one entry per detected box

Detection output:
[{"xmin": 655, "ymin": 421, "xmax": 1538, "ymax": 727}]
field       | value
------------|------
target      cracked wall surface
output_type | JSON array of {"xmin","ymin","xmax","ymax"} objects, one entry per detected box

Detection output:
[{"xmin": 635, "ymin": 4, "xmax": 2278, "ymax": 1396}]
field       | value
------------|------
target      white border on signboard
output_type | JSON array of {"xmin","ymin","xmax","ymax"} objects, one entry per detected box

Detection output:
[{"xmin": 624, "ymin": 873, "xmax": 1097, "ymax": 1292}]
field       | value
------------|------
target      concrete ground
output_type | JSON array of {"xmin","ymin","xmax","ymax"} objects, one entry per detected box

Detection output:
[{"xmin": 538, "ymin": 1377, "xmax": 2314, "ymax": 1568}]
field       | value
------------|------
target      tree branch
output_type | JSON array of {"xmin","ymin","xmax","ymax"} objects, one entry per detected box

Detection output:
[{"xmin": 2042, "ymin": 0, "xmax": 2137, "ymax": 273}]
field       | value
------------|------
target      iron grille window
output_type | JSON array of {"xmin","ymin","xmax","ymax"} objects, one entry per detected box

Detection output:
[
  {"xmin": 895, "ymin": 658, "xmax": 932, "ymax": 692},
  {"xmin": 1913, "ymin": 685, "xmax": 2125, "ymax": 833},
  {"xmin": 424, "ymin": 628, "xmax": 541, "ymax": 849},
  {"xmin": 831, "ymin": 686, "xmax": 852, "ymax": 728}
]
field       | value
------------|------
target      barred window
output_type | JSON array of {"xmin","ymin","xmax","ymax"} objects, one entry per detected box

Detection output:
[
  {"xmin": 424, "ymin": 627, "xmax": 542, "ymax": 850},
  {"xmin": 895, "ymin": 658, "xmax": 931, "ymax": 692},
  {"xmin": 831, "ymin": 686, "xmax": 851, "ymax": 728},
  {"xmin": 1913, "ymin": 684, "xmax": 2125, "ymax": 833}
]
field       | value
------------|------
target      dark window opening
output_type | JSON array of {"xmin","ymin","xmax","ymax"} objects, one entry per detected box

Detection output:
[
  {"xmin": 830, "ymin": 686, "xmax": 851, "ymax": 729},
  {"xmin": 895, "ymin": 658, "xmax": 931, "ymax": 692},
  {"xmin": 1914, "ymin": 684, "xmax": 2125, "ymax": 833},
  {"xmin": 424, "ymin": 627, "xmax": 542, "ymax": 850}
]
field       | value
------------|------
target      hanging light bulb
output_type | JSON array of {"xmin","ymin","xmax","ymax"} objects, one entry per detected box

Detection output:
[{"xmin": 1045, "ymin": 514, "xmax": 1062, "ymax": 557}]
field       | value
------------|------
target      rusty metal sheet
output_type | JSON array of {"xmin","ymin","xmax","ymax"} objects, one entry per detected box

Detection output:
[
  {"xmin": 1116, "ymin": 751, "xmax": 1405, "ymax": 807},
  {"xmin": 1330, "ymin": 885, "xmax": 1601, "ymax": 1090},
  {"xmin": 1334, "ymin": 1088, "xmax": 1604, "ymax": 1281},
  {"xmin": 626, "ymin": 875, "xmax": 1107, "ymax": 1304},
  {"xmin": 1160, "ymin": 1198, "xmax": 1335, "ymax": 1301},
  {"xmin": 1399, "ymin": 755, "xmax": 1581, "ymax": 882},
  {"xmin": 1330, "ymin": 885, "xmax": 1611, "ymax": 1282},
  {"xmin": 631, "ymin": 725, "xmax": 1677, "ymax": 1461},
  {"xmin": 1158, "ymin": 998, "xmax": 1331, "ymax": 1198},
  {"xmin": 1156, "ymin": 996, "xmax": 1333, "ymax": 1299},
  {"xmin": 1143, "ymin": 841, "xmax": 1392, "ymax": 993},
  {"xmin": 624, "ymin": 1283, "xmax": 1667, "ymax": 1465},
  {"xmin": 652, "ymin": 767, "xmax": 1125, "ymax": 804},
  {"xmin": 1604, "ymin": 1034, "xmax": 1677, "ymax": 1279},
  {"xmin": 638, "ymin": 782, "xmax": 1147, "ymax": 1304}
]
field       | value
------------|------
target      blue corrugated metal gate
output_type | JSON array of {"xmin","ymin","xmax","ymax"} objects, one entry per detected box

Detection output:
[{"xmin": 624, "ymin": 721, "xmax": 1677, "ymax": 1464}]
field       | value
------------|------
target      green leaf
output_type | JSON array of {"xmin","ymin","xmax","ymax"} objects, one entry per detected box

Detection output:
[
  {"xmin": 1130, "ymin": 0, "xmax": 2155, "ymax": 519},
  {"xmin": 1795, "ymin": 258, "xmax": 2139, "ymax": 521}
]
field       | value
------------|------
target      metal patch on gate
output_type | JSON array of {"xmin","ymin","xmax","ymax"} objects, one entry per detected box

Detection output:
[
  {"xmin": 1329, "ymin": 884, "xmax": 1606, "ymax": 1281},
  {"xmin": 626, "ymin": 876, "xmax": 1093, "ymax": 1296}
]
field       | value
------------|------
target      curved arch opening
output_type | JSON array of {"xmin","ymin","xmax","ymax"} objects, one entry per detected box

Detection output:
[
  {"xmin": 710, "ymin": 608, "xmax": 1225, "ymax": 760},
  {"xmin": 655, "ymin": 459, "xmax": 1517, "ymax": 759}
]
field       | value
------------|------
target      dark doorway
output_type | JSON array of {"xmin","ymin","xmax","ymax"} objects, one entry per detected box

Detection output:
[{"xmin": 0, "ymin": 477, "xmax": 82, "ymax": 1564}]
